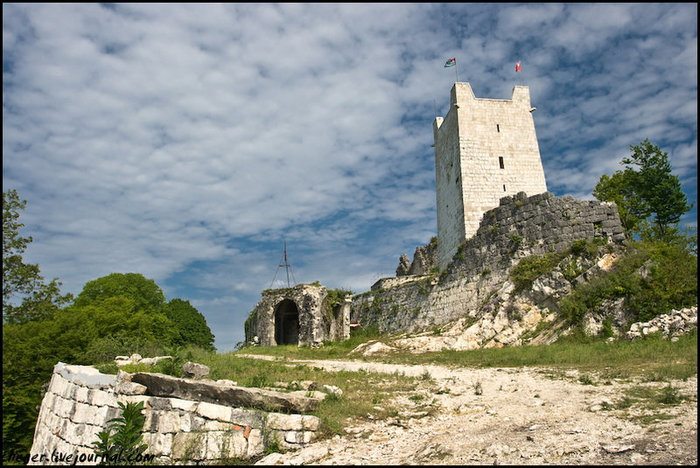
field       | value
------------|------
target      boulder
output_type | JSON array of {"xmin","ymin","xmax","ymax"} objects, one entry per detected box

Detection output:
[
  {"xmin": 131, "ymin": 372, "xmax": 319, "ymax": 413},
  {"xmin": 182, "ymin": 361, "xmax": 210, "ymax": 379}
]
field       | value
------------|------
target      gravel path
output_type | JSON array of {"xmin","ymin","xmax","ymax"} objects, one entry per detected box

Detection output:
[{"xmin": 248, "ymin": 356, "xmax": 697, "ymax": 465}]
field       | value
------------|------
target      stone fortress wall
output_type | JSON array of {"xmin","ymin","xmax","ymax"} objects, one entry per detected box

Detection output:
[
  {"xmin": 29, "ymin": 362, "xmax": 321, "ymax": 465},
  {"xmin": 352, "ymin": 191, "xmax": 625, "ymax": 334},
  {"xmin": 245, "ymin": 283, "xmax": 351, "ymax": 347},
  {"xmin": 434, "ymin": 83, "xmax": 548, "ymax": 269}
]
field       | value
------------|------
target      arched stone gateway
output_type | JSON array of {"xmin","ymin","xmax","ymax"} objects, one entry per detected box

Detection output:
[
  {"xmin": 245, "ymin": 283, "xmax": 351, "ymax": 347},
  {"xmin": 274, "ymin": 299, "xmax": 299, "ymax": 345}
]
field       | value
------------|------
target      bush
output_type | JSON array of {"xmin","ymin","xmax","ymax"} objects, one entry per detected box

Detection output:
[
  {"xmin": 510, "ymin": 253, "xmax": 560, "ymax": 292},
  {"xmin": 560, "ymin": 240, "xmax": 696, "ymax": 326}
]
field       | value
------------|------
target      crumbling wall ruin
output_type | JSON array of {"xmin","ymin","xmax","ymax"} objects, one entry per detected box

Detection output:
[
  {"xmin": 28, "ymin": 362, "xmax": 321, "ymax": 465},
  {"xmin": 352, "ymin": 191, "xmax": 625, "ymax": 334},
  {"xmin": 245, "ymin": 284, "xmax": 350, "ymax": 347}
]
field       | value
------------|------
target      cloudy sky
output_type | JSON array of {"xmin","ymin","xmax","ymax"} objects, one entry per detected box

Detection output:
[{"xmin": 3, "ymin": 3, "xmax": 697, "ymax": 351}]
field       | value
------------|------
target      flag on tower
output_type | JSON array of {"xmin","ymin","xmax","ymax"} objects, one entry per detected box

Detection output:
[
  {"xmin": 444, "ymin": 58, "xmax": 456, "ymax": 68},
  {"xmin": 515, "ymin": 62, "xmax": 522, "ymax": 72}
]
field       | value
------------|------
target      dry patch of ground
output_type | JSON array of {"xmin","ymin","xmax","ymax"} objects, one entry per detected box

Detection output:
[{"xmin": 254, "ymin": 358, "xmax": 697, "ymax": 465}]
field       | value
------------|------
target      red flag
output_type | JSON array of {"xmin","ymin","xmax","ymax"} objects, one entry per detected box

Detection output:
[{"xmin": 515, "ymin": 62, "xmax": 522, "ymax": 72}]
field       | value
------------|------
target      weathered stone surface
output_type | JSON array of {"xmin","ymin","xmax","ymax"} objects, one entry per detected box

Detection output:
[
  {"xmin": 131, "ymin": 372, "xmax": 319, "ymax": 413},
  {"xmin": 627, "ymin": 306, "xmax": 697, "ymax": 340},
  {"xmin": 182, "ymin": 361, "xmax": 210, "ymax": 380},
  {"xmin": 245, "ymin": 283, "xmax": 350, "ymax": 347},
  {"xmin": 353, "ymin": 192, "xmax": 626, "ymax": 336},
  {"xmin": 349, "ymin": 340, "xmax": 397, "ymax": 356},
  {"xmin": 266, "ymin": 413, "xmax": 320, "ymax": 431},
  {"xmin": 396, "ymin": 254, "xmax": 411, "ymax": 276},
  {"xmin": 54, "ymin": 362, "xmax": 116, "ymax": 389},
  {"xmin": 408, "ymin": 239, "xmax": 439, "ymax": 275}
]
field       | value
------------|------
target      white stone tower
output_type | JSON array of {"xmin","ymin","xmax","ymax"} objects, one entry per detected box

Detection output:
[{"xmin": 433, "ymin": 82, "xmax": 547, "ymax": 269}]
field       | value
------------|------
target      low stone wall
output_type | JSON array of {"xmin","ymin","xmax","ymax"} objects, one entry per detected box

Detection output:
[{"xmin": 29, "ymin": 363, "xmax": 321, "ymax": 465}]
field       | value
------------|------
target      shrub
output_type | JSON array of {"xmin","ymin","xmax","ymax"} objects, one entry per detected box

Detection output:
[
  {"xmin": 510, "ymin": 253, "xmax": 560, "ymax": 292},
  {"xmin": 92, "ymin": 401, "xmax": 148, "ymax": 465}
]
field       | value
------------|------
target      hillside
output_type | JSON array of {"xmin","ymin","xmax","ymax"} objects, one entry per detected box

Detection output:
[{"xmin": 249, "ymin": 354, "xmax": 697, "ymax": 465}]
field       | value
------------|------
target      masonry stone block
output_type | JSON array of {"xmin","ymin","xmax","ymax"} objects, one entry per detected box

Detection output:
[
  {"xmin": 246, "ymin": 428, "xmax": 264, "ymax": 457},
  {"xmin": 266, "ymin": 412, "xmax": 319, "ymax": 431},
  {"xmin": 156, "ymin": 411, "xmax": 183, "ymax": 434},
  {"xmin": 71, "ymin": 402, "xmax": 100, "ymax": 425},
  {"xmin": 79, "ymin": 424, "xmax": 103, "ymax": 448},
  {"xmin": 284, "ymin": 430, "xmax": 314, "ymax": 444},
  {"xmin": 172, "ymin": 432, "xmax": 207, "ymax": 460},
  {"xmin": 143, "ymin": 432, "xmax": 173, "ymax": 457},
  {"xmin": 170, "ymin": 397, "xmax": 198, "ymax": 412},
  {"xmin": 196, "ymin": 401, "xmax": 231, "ymax": 421},
  {"xmin": 230, "ymin": 408, "xmax": 265, "ymax": 429},
  {"xmin": 179, "ymin": 412, "xmax": 205, "ymax": 432}
]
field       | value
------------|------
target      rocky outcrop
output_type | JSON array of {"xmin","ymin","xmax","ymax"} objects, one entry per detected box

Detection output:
[
  {"xmin": 396, "ymin": 254, "xmax": 412, "ymax": 276},
  {"xmin": 626, "ymin": 307, "xmax": 697, "ymax": 341},
  {"xmin": 181, "ymin": 361, "xmax": 210, "ymax": 380},
  {"xmin": 114, "ymin": 354, "xmax": 173, "ymax": 367}
]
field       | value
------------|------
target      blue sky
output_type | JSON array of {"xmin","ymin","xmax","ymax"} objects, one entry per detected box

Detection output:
[{"xmin": 3, "ymin": 3, "xmax": 697, "ymax": 352}]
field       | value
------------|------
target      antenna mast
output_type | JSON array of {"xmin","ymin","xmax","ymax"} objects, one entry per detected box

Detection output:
[{"xmin": 270, "ymin": 240, "xmax": 297, "ymax": 288}]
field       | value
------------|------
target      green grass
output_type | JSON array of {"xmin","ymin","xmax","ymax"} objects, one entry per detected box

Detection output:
[
  {"xmin": 238, "ymin": 329, "xmax": 697, "ymax": 383},
  {"xmin": 104, "ymin": 343, "xmax": 422, "ymax": 441},
  {"xmin": 374, "ymin": 331, "xmax": 697, "ymax": 381}
]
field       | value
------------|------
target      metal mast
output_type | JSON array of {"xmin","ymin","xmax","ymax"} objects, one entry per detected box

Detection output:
[{"xmin": 270, "ymin": 240, "xmax": 296, "ymax": 288}]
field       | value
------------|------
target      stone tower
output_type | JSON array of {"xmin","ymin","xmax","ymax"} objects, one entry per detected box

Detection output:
[{"xmin": 433, "ymin": 82, "xmax": 547, "ymax": 268}]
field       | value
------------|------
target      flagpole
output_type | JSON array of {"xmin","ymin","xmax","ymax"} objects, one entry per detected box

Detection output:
[{"xmin": 455, "ymin": 60, "xmax": 459, "ymax": 83}]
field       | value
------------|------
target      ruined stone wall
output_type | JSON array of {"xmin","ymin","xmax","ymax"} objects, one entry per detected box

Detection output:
[
  {"xmin": 397, "ymin": 238, "xmax": 439, "ymax": 277},
  {"xmin": 434, "ymin": 83, "xmax": 548, "ymax": 269},
  {"xmin": 352, "ymin": 192, "xmax": 625, "ymax": 334},
  {"xmin": 245, "ymin": 284, "xmax": 350, "ymax": 347},
  {"xmin": 29, "ymin": 363, "xmax": 321, "ymax": 465}
]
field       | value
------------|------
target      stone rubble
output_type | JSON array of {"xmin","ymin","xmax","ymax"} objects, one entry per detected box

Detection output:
[
  {"xmin": 626, "ymin": 306, "xmax": 697, "ymax": 341},
  {"xmin": 114, "ymin": 354, "xmax": 173, "ymax": 367}
]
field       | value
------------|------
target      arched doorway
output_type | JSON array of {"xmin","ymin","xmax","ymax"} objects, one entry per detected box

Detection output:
[{"xmin": 274, "ymin": 299, "xmax": 299, "ymax": 345}]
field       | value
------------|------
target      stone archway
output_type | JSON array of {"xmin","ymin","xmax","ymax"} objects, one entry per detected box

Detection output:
[{"xmin": 274, "ymin": 299, "xmax": 299, "ymax": 345}]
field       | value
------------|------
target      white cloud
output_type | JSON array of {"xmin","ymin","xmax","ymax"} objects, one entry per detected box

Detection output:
[{"xmin": 3, "ymin": 3, "xmax": 696, "ymax": 351}]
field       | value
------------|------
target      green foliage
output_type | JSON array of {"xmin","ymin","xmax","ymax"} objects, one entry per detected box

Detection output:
[
  {"xmin": 165, "ymin": 298, "xmax": 216, "ymax": 351},
  {"xmin": 2, "ymin": 197, "xmax": 215, "ymax": 461},
  {"xmin": 593, "ymin": 139, "xmax": 693, "ymax": 241},
  {"xmin": 92, "ymin": 401, "xmax": 148, "ymax": 465},
  {"xmin": 322, "ymin": 288, "xmax": 353, "ymax": 320},
  {"xmin": 73, "ymin": 273, "xmax": 166, "ymax": 312},
  {"xmin": 569, "ymin": 239, "xmax": 598, "ymax": 260},
  {"xmin": 510, "ymin": 253, "xmax": 560, "ymax": 292},
  {"xmin": 3, "ymin": 189, "xmax": 73, "ymax": 324},
  {"xmin": 560, "ymin": 240, "xmax": 697, "ymax": 325}
]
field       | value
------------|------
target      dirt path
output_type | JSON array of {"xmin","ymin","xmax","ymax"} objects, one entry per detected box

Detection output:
[{"xmin": 249, "ymin": 356, "xmax": 697, "ymax": 465}]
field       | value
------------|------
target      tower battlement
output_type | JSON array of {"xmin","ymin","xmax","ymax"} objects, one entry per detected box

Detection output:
[{"xmin": 433, "ymin": 82, "xmax": 547, "ymax": 269}]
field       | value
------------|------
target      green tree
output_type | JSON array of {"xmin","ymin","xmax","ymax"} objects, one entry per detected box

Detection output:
[
  {"xmin": 2, "ymin": 189, "xmax": 72, "ymax": 323},
  {"xmin": 73, "ymin": 272, "xmax": 166, "ymax": 312},
  {"xmin": 165, "ymin": 298, "xmax": 216, "ymax": 351},
  {"xmin": 594, "ymin": 139, "xmax": 693, "ymax": 241}
]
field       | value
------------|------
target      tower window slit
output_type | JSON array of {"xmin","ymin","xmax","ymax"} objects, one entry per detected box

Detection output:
[
  {"xmin": 499, "ymin": 157, "xmax": 505, "ymax": 169},
  {"xmin": 503, "ymin": 184, "xmax": 507, "ymax": 192}
]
